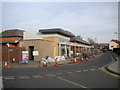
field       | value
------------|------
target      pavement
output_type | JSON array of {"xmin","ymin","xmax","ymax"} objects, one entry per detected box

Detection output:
[
  {"xmin": 2, "ymin": 59, "xmax": 73, "ymax": 68},
  {"xmin": 105, "ymin": 51, "xmax": 120, "ymax": 76}
]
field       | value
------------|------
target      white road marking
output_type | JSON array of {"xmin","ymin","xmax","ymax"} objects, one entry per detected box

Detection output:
[
  {"xmin": 32, "ymin": 75, "xmax": 43, "ymax": 78},
  {"xmin": 3, "ymin": 76, "xmax": 15, "ymax": 80},
  {"xmin": 19, "ymin": 76, "xmax": 30, "ymax": 79},
  {"xmin": 56, "ymin": 73, "xmax": 62, "ymax": 75},
  {"xmin": 90, "ymin": 69, "xmax": 95, "ymax": 71},
  {"xmin": 57, "ymin": 77, "xmax": 87, "ymax": 88},
  {"xmin": 75, "ymin": 71, "xmax": 81, "ymax": 73},
  {"xmin": 67, "ymin": 72, "xmax": 72, "ymax": 74},
  {"xmin": 83, "ymin": 70, "xmax": 89, "ymax": 72},
  {"xmin": 98, "ymin": 68, "xmax": 102, "ymax": 70}
]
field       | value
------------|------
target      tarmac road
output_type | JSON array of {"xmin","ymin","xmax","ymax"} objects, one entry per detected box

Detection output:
[{"xmin": 2, "ymin": 52, "xmax": 119, "ymax": 89}]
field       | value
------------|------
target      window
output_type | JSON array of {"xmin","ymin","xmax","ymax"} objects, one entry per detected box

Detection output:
[
  {"xmin": 59, "ymin": 38, "xmax": 69, "ymax": 42},
  {"xmin": 111, "ymin": 46, "xmax": 114, "ymax": 48}
]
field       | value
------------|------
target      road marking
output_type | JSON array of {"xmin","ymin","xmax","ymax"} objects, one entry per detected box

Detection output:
[
  {"xmin": 32, "ymin": 75, "xmax": 43, "ymax": 78},
  {"xmin": 45, "ymin": 74, "xmax": 56, "ymax": 77},
  {"xmin": 102, "ymin": 67, "xmax": 120, "ymax": 78},
  {"xmin": 56, "ymin": 73, "xmax": 62, "ymax": 75},
  {"xmin": 57, "ymin": 77, "xmax": 87, "ymax": 88},
  {"xmin": 90, "ymin": 69, "xmax": 95, "ymax": 71},
  {"xmin": 75, "ymin": 71, "xmax": 81, "ymax": 73},
  {"xmin": 83, "ymin": 70, "xmax": 89, "ymax": 72},
  {"xmin": 19, "ymin": 76, "xmax": 30, "ymax": 79},
  {"xmin": 67, "ymin": 72, "xmax": 72, "ymax": 74},
  {"xmin": 3, "ymin": 76, "xmax": 15, "ymax": 80},
  {"xmin": 98, "ymin": 68, "xmax": 102, "ymax": 70}
]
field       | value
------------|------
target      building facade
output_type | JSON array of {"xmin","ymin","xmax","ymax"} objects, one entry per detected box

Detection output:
[
  {"xmin": 0, "ymin": 29, "xmax": 24, "ymax": 47},
  {"xmin": 109, "ymin": 40, "xmax": 120, "ymax": 50},
  {"xmin": 99, "ymin": 43, "xmax": 109, "ymax": 50},
  {"xmin": 22, "ymin": 28, "xmax": 92, "ymax": 61},
  {"xmin": 0, "ymin": 29, "xmax": 24, "ymax": 62},
  {"xmin": 20, "ymin": 39, "xmax": 54, "ymax": 61}
]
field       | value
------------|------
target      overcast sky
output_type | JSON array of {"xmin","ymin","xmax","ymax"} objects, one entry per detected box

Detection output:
[{"xmin": 2, "ymin": 2, "xmax": 118, "ymax": 43}]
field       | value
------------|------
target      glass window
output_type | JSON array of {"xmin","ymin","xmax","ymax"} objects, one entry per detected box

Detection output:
[{"xmin": 59, "ymin": 38, "xmax": 69, "ymax": 42}]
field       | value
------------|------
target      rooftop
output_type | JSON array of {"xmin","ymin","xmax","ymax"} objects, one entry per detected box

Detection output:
[
  {"xmin": 70, "ymin": 36, "xmax": 90, "ymax": 45},
  {"xmin": 39, "ymin": 28, "xmax": 75, "ymax": 37},
  {"xmin": 111, "ymin": 40, "xmax": 120, "ymax": 44},
  {"xmin": 0, "ymin": 29, "xmax": 24, "ymax": 38}
]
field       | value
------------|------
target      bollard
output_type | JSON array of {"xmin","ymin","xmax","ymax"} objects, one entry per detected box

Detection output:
[
  {"xmin": 12, "ymin": 58, "xmax": 16, "ymax": 63},
  {"xmin": 73, "ymin": 58, "xmax": 77, "ymax": 63},
  {"xmin": 4, "ymin": 62, "xmax": 10, "ymax": 68},
  {"xmin": 55, "ymin": 62, "xmax": 58, "ymax": 66}
]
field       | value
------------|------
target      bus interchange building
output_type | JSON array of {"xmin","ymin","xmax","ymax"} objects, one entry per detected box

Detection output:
[{"xmin": 20, "ymin": 28, "xmax": 92, "ymax": 61}]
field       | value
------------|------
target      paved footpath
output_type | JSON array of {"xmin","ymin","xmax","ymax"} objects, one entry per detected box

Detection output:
[
  {"xmin": 3, "ymin": 59, "xmax": 72, "ymax": 68},
  {"xmin": 105, "ymin": 52, "xmax": 120, "ymax": 76}
]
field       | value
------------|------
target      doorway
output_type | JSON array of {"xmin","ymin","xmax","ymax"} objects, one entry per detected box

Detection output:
[
  {"xmin": 67, "ymin": 48, "xmax": 69, "ymax": 57},
  {"xmin": 29, "ymin": 46, "xmax": 34, "ymax": 60}
]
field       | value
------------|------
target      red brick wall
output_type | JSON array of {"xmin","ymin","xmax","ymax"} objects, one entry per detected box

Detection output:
[
  {"xmin": 0, "ymin": 37, "xmax": 23, "ymax": 41},
  {"xmin": 2, "ymin": 47, "xmax": 24, "ymax": 62}
]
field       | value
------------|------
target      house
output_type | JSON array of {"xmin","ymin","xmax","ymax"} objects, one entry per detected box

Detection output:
[
  {"xmin": 109, "ymin": 40, "xmax": 120, "ymax": 50},
  {"xmin": 99, "ymin": 43, "xmax": 109, "ymax": 50}
]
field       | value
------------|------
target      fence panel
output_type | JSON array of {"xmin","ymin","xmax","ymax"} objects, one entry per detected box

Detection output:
[{"xmin": 2, "ymin": 47, "xmax": 24, "ymax": 62}]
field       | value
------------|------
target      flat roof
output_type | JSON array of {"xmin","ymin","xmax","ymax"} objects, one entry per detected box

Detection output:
[
  {"xmin": 39, "ymin": 28, "xmax": 75, "ymax": 37},
  {"xmin": 70, "ymin": 37, "xmax": 90, "ymax": 45}
]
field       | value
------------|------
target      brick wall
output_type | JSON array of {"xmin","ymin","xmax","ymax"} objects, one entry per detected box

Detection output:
[
  {"xmin": 20, "ymin": 39, "xmax": 55, "ymax": 61},
  {"xmin": 43, "ymin": 37, "xmax": 59, "ymax": 57},
  {"xmin": 2, "ymin": 47, "xmax": 23, "ymax": 62},
  {"xmin": 0, "ymin": 37, "xmax": 23, "ymax": 41}
]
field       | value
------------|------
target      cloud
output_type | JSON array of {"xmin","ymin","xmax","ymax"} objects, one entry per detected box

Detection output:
[{"xmin": 2, "ymin": 2, "xmax": 118, "ymax": 43}]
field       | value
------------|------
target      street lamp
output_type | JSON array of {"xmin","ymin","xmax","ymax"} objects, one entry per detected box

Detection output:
[
  {"xmin": 95, "ymin": 38, "xmax": 97, "ymax": 43},
  {"xmin": 114, "ymin": 32, "xmax": 119, "ymax": 40}
]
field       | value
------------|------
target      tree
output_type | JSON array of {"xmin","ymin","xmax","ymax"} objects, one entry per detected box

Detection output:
[
  {"xmin": 76, "ymin": 35, "xmax": 83, "ymax": 40},
  {"xmin": 87, "ymin": 38, "xmax": 95, "ymax": 45}
]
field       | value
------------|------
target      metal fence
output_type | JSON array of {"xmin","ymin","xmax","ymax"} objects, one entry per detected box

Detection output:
[{"xmin": 72, "ymin": 48, "xmax": 102, "ymax": 61}]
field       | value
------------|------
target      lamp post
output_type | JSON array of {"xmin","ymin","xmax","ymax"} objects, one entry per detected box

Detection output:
[
  {"xmin": 114, "ymin": 32, "xmax": 120, "ymax": 40},
  {"xmin": 95, "ymin": 38, "xmax": 97, "ymax": 43}
]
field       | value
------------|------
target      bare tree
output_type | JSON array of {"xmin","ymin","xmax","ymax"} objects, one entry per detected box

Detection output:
[
  {"xmin": 76, "ymin": 35, "xmax": 83, "ymax": 40},
  {"xmin": 87, "ymin": 38, "xmax": 95, "ymax": 45}
]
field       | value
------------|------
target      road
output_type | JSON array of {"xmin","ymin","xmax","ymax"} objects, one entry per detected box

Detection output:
[{"xmin": 2, "ymin": 52, "xmax": 119, "ymax": 89}]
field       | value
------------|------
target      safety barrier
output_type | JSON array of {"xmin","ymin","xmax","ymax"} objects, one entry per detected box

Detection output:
[{"xmin": 38, "ymin": 49, "xmax": 102, "ymax": 68}]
